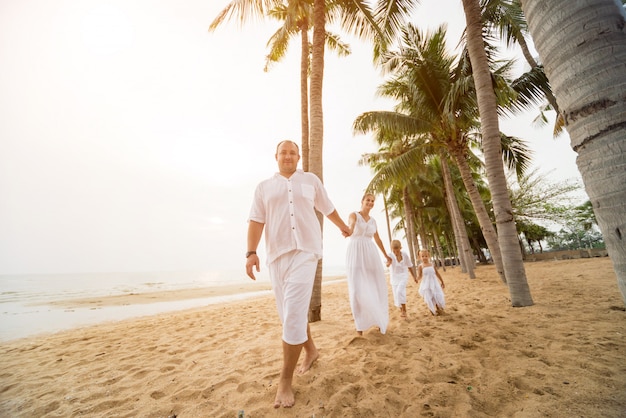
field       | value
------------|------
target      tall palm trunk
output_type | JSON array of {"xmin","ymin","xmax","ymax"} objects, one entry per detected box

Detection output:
[
  {"xmin": 300, "ymin": 23, "xmax": 310, "ymax": 171},
  {"xmin": 383, "ymin": 193, "xmax": 393, "ymax": 247},
  {"xmin": 414, "ymin": 189, "xmax": 429, "ymax": 249},
  {"xmin": 441, "ymin": 156, "xmax": 476, "ymax": 279},
  {"xmin": 432, "ymin": 228, "xmax": 446, "ymax": 271},
  {"xmin": 515, "ymin": 30, "xmax": 560, "ymax": 114},
  {"xmin": 462, "ymin": 0, "xmax": 533, "ymax": 306},
  {"xmin": 521, "ymin": 0, "xmax": 626, "ymax": 305},
  {"xmin": 308, "ymin": 0, "xmax": 326, "ymax": 322},
  {"xmin": 402, "ymin": 187, "xmax": 418, "ymax": 265},
  {"xmin": 449, "ymin": 147, "xmax": 504, "ymax": 282}
]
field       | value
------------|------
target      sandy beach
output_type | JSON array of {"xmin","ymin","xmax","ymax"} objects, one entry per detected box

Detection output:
[{"xmin": 1, "ymin": 257, "xmax": 624, "ymax": 417}]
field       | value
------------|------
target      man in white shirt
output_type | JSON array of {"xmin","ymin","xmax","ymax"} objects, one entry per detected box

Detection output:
[{"xmin": 246, "ymin": 140, "xmax": 351, "ymax": 408}]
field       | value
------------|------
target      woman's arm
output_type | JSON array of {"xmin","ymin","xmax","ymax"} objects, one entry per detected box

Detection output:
[
  {"xmin": 373, "ymin": 231, "xmax": 392, "ymax": 265},
  {"xmin": 347, "ymin": 212, "xmax": 357, "ymax": 235}
]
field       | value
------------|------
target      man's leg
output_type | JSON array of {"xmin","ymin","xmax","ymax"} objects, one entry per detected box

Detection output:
[
  {"xmin": 297, "ymin": 324, "xmax": 318, "ymax": 374},
  {"xmin": 274, "ymin": 341, "xmax": 303, "ymax": 408},
  {"xmin": 270, "ymin": 251, "xmax": 318, "ymax": 408}
]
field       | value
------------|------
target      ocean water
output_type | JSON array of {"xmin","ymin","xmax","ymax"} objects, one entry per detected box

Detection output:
[{"xmin": 0, "ymin": 266, "xmax": 346, "ymax": 342}]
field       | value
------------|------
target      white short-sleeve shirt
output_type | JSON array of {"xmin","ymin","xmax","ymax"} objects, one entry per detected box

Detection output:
[
  {"xmin": 248, "ymin": 169, "xmax": 336, "ymax": 264},
  {"xmin": 389, "ymin": 250, "xmax": 413, "ymax": 276}
]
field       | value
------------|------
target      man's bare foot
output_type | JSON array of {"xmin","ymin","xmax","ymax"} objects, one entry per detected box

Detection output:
[
  {"xmin": 357, "ymin": 330, "xmax": 363, "ymax": 336},
  {"xmin": 274, "ymin": 380, "xmax": 295, "ymax": 408},
  {"xmin": 297, "ymin": 350, "xmax": 319, "ymax": 374}
]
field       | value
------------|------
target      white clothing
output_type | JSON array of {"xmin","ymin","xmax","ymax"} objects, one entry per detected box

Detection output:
[
  {"xmin": 268, "ymin": 250, "xmax": 318, "ymax": 345},
  {"xmin": 345, "ymin": 212, "xmax": 389, "ymax": 334},
  {"xmin": 418, "ymin": 265, "xmax": 446, "ymax": 314},
  {"xmin": 248, "ymin": 169, "xmax": 335, "ymax": 264},
  {"xmin": 388, "ymin": 250, "xmax": 413, "ymax": 307}
]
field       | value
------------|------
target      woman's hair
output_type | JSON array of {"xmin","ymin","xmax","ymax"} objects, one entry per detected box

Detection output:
[
  {"xmin": 361, "ymin": 192, "xmax": 375, "ymax": 202},
  {"xmin": 391, "ymin": 239, "xmax": 402, "ymax": 249},
  {"xmin": 419, "ymin": 249, "xmax": 431, "ymax": 257}
]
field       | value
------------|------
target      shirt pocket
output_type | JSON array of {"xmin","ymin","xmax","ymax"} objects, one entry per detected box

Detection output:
[{"xmin": 301, "ymin": 184, "xmax": 315, "ymax": 201}]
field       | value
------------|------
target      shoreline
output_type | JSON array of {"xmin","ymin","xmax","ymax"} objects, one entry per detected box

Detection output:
[
  {"xmin": 41, "ymin": 275, "xmax": 346, "ymax": 309},
  {"xmin": 1, "ymin": 276, "xmax": 347, "ymax": 343},
  {"xmin": 1, "ymin": 258, "xmax": 624, "ymax": 417}
]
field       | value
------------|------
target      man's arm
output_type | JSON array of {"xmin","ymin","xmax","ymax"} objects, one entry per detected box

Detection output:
[
  {"xmin": 326, "ymin": 210, "xmax": 351, "ymax": 237},
  {"xmin": 246, "ymin": 220, "xmax": 264, "ymax": 280}
]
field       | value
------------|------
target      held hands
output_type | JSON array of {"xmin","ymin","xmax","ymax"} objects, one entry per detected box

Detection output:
[
  {"xmin": 385, "ymin": 255, "xmax": 392, "ymax": 268},
  {"xmin": 246, "ymin": 254, "xmax": 260, "ymax": 280}
]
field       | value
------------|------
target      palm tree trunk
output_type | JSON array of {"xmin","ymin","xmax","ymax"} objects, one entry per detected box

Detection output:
[
  {"xmin": 308, "ymin": 0, "xmax": 326, "ymax": 322},
  {"xmin": 516, "ymin": 34, "xmax": 560, "ymax": 114},
  {"xmin": 402, "ymin": 187, "xmax": 418, "ymax": 265},
  {"xmin": 300, "ymin": 24, "xmax": 310, "ymax": 171},
  {"xmin": 414, "ymin": 189, "xmax": 429, "ymax": 250},
  {"xmin": 449, "ymin": 147, "xmax": 505, "ymax": 282},
  {"xmin": 441, "ymin": 156, "xmax": 475, "ymax": 279},
  {"xmin": 432, "ymin": 228, "xmax": 447, "ymax": 272},
  {"xmin": 462, "ymin": 0, "xmax": 532, "ymax": 305},
  {"xmin": 521, "ymin": 0, "xmax": 626, "ymax": 305},
  {"xmin": 383, "ymin": 193, "xmax": 393, "ymax": 247}
]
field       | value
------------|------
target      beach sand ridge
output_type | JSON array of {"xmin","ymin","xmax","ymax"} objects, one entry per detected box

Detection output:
[{"xmin": 1, "ymin": 257, "xmax": 625, "ymax": 417}]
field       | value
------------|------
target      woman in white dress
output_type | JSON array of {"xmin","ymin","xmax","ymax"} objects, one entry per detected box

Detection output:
[
  {"xmin": 388, "ymin": 240, "xmax": 417, "ymax": 319},
  {"xmin": 416, "ymin": 249, "xmax": 446, "ymax": 315},
  {"xmin": 346, "ymin": 193, "xmax": 392, "ymax": 335}
]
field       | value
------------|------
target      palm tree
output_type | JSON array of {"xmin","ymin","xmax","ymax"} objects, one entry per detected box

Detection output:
[
  {"xmin": 309, "ymin": 0, "xmax": 382, "ymax": 321},
  {"xmin": 359, "ymin": 138, "xmax": 424, "ymax": 264},
  {"xmin": 461, "ymin": 0, "xmax": 533, "ymax": 306},
  {"xmin": 440, "ymin": 154, "xmax": 477, "ymax": 278},
  {"xmin": 481, "ymin": 0, "xmax": 560, "ymax": 115},
  {"xmin": 210, "ymin": 1, "xmax": 350, "ymax": 170},
  {"xmin": 210, "ymin": 0, "xmax": 379, "ymax": 321},
  {"xmin": 356, "ymin": 24, "xmax": 530, "ymax": 283},
  {"xmin": 521, "ymin": 0, "xmax": 626, "ymax": 305}
]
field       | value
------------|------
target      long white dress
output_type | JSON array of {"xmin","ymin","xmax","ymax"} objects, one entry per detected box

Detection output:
[
  {"xmin": 418, "ymin": 265, "xmax": 446, "ymax": 315},
  {"xmin": 388, "ymin": 250, "xmax": 413, "ymax": 307},
  {"xmin": 346, "ymin": 212, "xmax": 389, "ymax": 334}
]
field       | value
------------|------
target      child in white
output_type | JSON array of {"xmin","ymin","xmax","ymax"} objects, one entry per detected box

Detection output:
[
  {"xmin": 388, "ymin": 240, "xmax": 417, "ymax": 319},
  {"xmin": 416, "ymin": 249, "xmax": 446, "ymax": 315}
]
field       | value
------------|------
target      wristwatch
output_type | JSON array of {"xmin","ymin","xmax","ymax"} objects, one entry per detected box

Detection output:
[{"xmin": 246, "ymin": 251, "xmax": 257, "ymax": 258}]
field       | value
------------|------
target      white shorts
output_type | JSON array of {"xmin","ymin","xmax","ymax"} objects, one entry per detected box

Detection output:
[{"xmin": 269, "ymin": 250, "xmax": 318, "ymax": 345}]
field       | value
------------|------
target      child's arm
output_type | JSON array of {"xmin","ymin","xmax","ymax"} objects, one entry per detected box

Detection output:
[
  {"xmin": 435, "ymin": 267, "xmax": 445, "ymax": 289},
  {"xmin": 408, "ymin": 258, "xmax": 418, "ymax": 282},
  {"xmin": 416, "ymin": 264, "xmax": 423, "ymax": 282}
]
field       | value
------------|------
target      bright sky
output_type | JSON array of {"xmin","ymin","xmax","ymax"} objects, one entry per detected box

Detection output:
[{"xmin": 0, "ymin": 0, "xmax": 584, "ymax": 275}]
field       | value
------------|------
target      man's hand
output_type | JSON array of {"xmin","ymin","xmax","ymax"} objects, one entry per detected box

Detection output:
[{"xmin": 246, "ymin": 254, "xmax": 260, "ymax": 280}]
